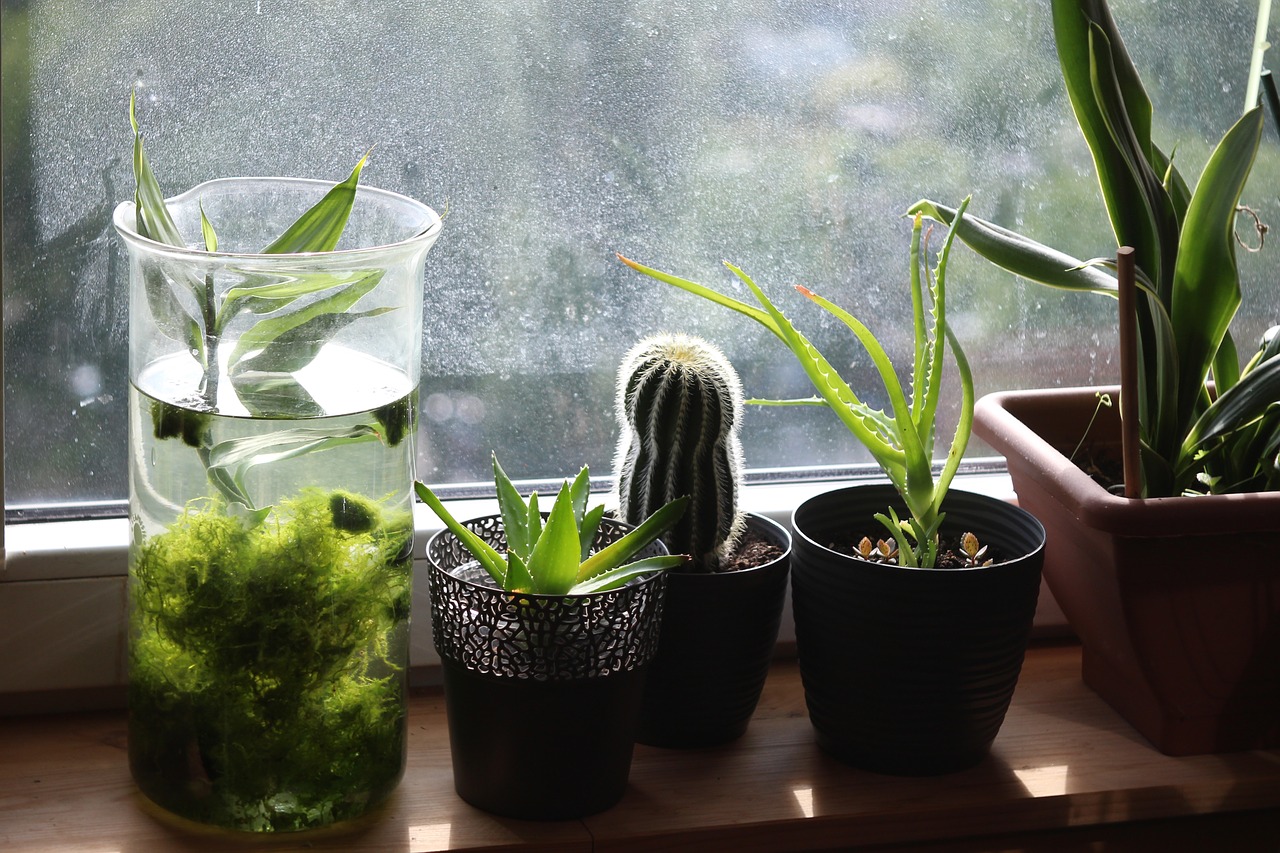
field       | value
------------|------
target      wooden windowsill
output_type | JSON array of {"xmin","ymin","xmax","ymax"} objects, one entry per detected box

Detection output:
[{"xmin": 4, "ymin": 643, "xmax": 1279, "ymax": 852}]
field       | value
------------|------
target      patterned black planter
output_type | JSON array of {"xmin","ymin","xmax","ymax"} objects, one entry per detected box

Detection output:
[
  {"xmin": 426, "ymin": 516, "xmax": 667, "ymax": 820},
  {"xmin": 636, "ymin": 513, "xmax": 792, "ymax": 748},
  {"xmin": 791, "ymin": 484, "xmax": 1045, "ymax": 775}
]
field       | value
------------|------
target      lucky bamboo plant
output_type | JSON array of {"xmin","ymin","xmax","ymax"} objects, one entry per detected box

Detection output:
[
  {"xmin": 619, "ymin": 202, "xmax": 975, "ymax": 568},
  {"xmin": 416, "ymin": 455, "xmax": 689, "ymax": 595},
  {"xmin": 131, "ymin": 94, "xmax": 410, "ymax": 522},
  {"xmin": 910, "ymin": 0, "xmax": 1280, "ymax": 497}
]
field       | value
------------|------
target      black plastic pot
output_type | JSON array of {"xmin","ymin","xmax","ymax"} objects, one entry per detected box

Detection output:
[
  {"xmin": 636, "ymin": 513, "xmax": 792, "ymax": 748},
  {"xmin": 426, "ymin": 516, "xmax": 667, "ymax": 820},
  {"xmin": 791, "ymin": 484, "xmax": 1045, "ymax": 775}
]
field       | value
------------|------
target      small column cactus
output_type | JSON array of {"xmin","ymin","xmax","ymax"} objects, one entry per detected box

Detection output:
[{"xmin": 614, "ymin": 333, "xmax": 746, "ymax": 572}]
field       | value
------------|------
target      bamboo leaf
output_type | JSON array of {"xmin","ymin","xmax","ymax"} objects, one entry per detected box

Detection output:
[
  {"xmin": 226, "ymin": 268, "xmax": 386, "ymax": 369},
  {"xmin": 261, "ymin": 152, "xmax": 370, "ymax": 254},
  {"xmin": 228, "ymin": 371, "xmax": 322, "ymax": 417},
  {"xmin": 205, "ymin": 425, "xmax": 379, "ymax": 514},
  {"xmin": 130, "ymin": 91, "xmax": 185, "ymax": 248}
]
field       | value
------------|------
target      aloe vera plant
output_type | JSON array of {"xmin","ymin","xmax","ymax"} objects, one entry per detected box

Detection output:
[
  {"xmin": 910, "ymin": 0, "xmax": 1280, "ymax": 497},
  {"xmin": 620, "ymin": 203, "xmax": 975, "ymax": 568},
  {"xmin": 416, "ymin": 455, "xmax": 689, "ymax": 595}
]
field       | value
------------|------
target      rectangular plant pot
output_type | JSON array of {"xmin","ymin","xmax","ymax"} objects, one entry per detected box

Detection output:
[{"xmin": 974, "ymin": 386, "xmax": 1280, "ymax": 755}]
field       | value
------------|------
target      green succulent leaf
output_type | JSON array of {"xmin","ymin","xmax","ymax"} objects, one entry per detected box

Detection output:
[
  {"xmin": 414, "ymin": 481, "xmax": 509, "ymax": 587},
  {"xmin": 524, "ymin": 481, "xmax": 584, "ymax": 595},
  {"xmin": 493, "ymin": 454, "xmax": 532, "ymax": 561},
  {"xmin": 575, "ymin": 495, "xmax": 688, "ymax": 584},
  {"xmin": 571, "ymin": 555, "xmax": 687, "ymax": 594}
]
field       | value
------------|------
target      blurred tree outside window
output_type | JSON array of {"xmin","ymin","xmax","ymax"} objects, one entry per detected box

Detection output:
[{"xmin": 3, "ymin": 0, "xmax": 1277, "ymax": 516}]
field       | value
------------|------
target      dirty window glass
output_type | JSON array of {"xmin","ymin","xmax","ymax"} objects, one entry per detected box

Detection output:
[{"xmin": 4, "ymin": 0, "xmax": 1277, "ymax": 512}]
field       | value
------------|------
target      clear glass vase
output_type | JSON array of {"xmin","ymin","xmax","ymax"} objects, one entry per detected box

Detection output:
[{"xmin": 113, "ymin": 178, "xmax": 441, "ymax": 831}]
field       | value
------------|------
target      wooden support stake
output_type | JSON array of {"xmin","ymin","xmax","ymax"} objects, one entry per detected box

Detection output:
[{"xmin": 1116, "ymin": 246, "xmax": 1142, "ymax": 499}]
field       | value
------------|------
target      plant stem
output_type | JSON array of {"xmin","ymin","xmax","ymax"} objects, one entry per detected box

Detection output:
[{"xmin": 200, "ymin": 272, "xmax": 220, "ymax": 408}]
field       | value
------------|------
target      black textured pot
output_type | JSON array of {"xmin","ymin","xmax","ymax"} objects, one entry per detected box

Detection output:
[
  {"xmin": 427, "ymin": 516, "xmax": 667, "ymax": 820},
  {"xmin": 791, "ymin": 484, "xmax": 1045, "ymax": 775},
  {"xmin": 636, "ymin": 513, "xmax": 792, "ymax": 748}
]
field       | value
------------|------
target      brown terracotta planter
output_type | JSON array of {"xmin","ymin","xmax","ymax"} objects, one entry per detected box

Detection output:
[{"xmin": 974, "ymin": 386, "xmax": 1280, "ymax": 755}]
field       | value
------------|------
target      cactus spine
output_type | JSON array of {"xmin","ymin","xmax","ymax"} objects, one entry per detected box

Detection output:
[{"xmin": 614, "ymin": 333, "xmax": 745, "ymax": 572}]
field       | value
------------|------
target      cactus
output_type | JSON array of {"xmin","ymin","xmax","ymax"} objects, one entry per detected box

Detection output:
[{"xmin": 614, "ymin": 333, "xmax": 746, "ymax": 572}]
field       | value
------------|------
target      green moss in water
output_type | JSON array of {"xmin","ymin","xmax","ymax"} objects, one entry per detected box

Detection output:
[{"xmin": 128, "ymin": 489, "xmax": 413, "ymax": 832}]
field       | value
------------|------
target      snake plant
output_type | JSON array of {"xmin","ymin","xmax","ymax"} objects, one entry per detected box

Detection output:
[
  {"xmin": 620, "ymin": 202, "xmax": 975, "ymax": 568},
  {"xmin": 910, "ymin": 0, "xmax": 1280, "ymax": 497},
  {"xmin": 416, "ymin": 455, "xmax": 689, "ymax": 595}
]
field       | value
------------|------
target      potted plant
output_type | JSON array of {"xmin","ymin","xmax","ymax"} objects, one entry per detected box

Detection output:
[
  {"xmin": 118, "ymin": 97, "xmax": 441, "ymax": 830},
  {"xmin": 416, "ymin": 458, "xmax": 687, "ymax": 819},
  {"xmin": 613, "ymin": 333, "xmax": 792, "ymax": 748},
  {"xmin": 619, "ymin": 203, "xmax": 1046, "ymax": 775},
  {"xmin": 910, "ymin": 0, "xmax": 1280, "ymax": 754}
]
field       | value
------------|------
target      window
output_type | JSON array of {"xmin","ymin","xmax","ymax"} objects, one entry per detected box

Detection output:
[{"xmin": 4, "ymin": 0, "xmax": 1278, "ymax": 516}]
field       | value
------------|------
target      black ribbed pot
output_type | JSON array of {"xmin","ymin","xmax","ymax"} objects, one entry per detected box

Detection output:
[
  {"xmin": 636, "ymin": 513, "xmax": 792, "ymax": 748},
  {"xmin": 427, "ymin": 516, "xmax": 667, "ymax": 820},
  {"xmin": 791, "ymin": 485, "xmax": 1045, "ymax": 775}
]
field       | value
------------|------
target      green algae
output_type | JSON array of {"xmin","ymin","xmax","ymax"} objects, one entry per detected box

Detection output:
[{"xmin": 128, "ymin": 488, "xmax": 412, "ymax": 832}]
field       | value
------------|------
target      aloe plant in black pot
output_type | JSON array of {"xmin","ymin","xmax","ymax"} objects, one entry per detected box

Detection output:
[
  {"xmin": 620, "ymin": 204, "xmax": 1046, "ymax": 775},
  {"xmin": 418, "ymin": 457, "xmax": 687, "ymax": 819}
]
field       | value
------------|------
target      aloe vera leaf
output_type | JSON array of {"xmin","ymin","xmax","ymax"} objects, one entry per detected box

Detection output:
[
  {"xmin": 747, "ymin": 396, "xmax": 898, "ymax": 442},
  {"xmin": 414, "ymin": 481, "xmax": 508, "ymax": 586},
  {"xmin": 934, "ymin": 324, "xmax": 976, "ymax": 515},
  {"xmin": 794, "ymin": 284, "xmax": 926, "ymax": 495},
  {"xmin": 1169, "ymin": 107, "xmax": 1264, "ymax": 438},
  {"xmin": 525, "ymin": 481, "xmax": 584, "ymax": 595},
  {"xmin": 261, "ymin": 153, "xmax": 369, "ymax": 254},
  {"xmin": 493, "ymin": 454, "xmax": 531, "ymax": 561},
  {"xmin": 721, "ymin": 261, "xmax": 909, "ymax": 479},
  {"xmin": 504, "ymin": 550, "xmax": 535, "ymax": 593},
  {"xmin": 527, "ymin": 491, "xmax": 543, "ymax": 548},
  {"xmin": 616, "ymin": 254, "xmax": 779, "ymax": 333},
  {"xmin": 226, "ymin": 268, "xmax": 385, "ymax": 368},
  {"xmin": 905, "ymin": 200, "xmax": 1118, "ymax": 294},
  {"xmin": 576, "ymin": 495, "xmax": 687, "ymax": 584},
  {"xmin": 570, "ymin": 555, "xmax": 686, "ymax": 595},
  {"xmin": 579, "ymin": 503, "xmax": 605, "ymax": 563},
  {"xmin": 569, "ymin": 465, "xmax": 591, "ymax": 525}
]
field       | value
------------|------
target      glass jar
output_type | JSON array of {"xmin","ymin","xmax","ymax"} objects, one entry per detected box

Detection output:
[{"xmin": 114, "ymin": 178, "xmax": 440, "ymax": 831}]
